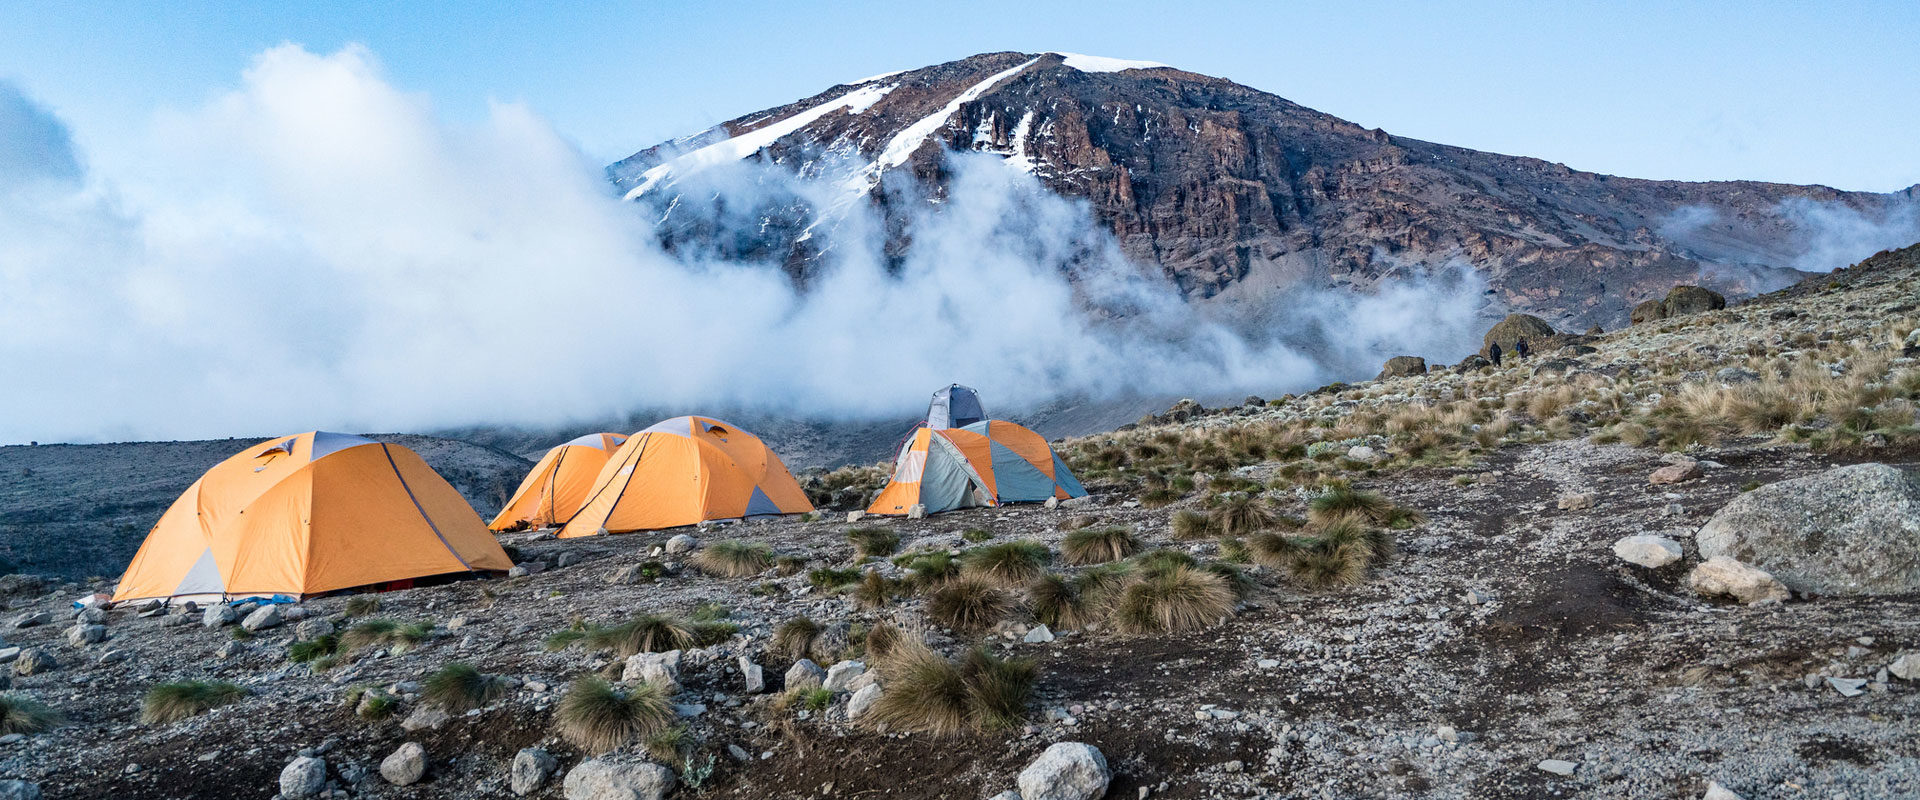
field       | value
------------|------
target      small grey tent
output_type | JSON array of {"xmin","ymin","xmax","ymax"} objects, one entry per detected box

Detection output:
[{"xmin": 927, "ymin": 384, "xmax": 985, "ymax": 430}]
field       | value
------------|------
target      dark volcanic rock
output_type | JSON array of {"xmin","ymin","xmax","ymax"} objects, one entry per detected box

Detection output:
[
  {"xmin": 1481, "ymin": 314, "xmax": 1559, "ymax": 357},
  {"xmin": 1376, "ymin": 356, "xmax": 1427, "ymax": 380},
  {"xmin": 612, "ymin": 51, "xmax": 1916, "ymax": 330}
]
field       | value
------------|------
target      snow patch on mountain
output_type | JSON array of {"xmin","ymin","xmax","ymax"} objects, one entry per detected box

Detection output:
[
  {"xmin": 843, "ymin": 56, "xmax": 1041, "ymax": 194},
  {"xmin": 846, "ymin": 68, "xmax": 906, "ymax": 85},
  {"xmin": 624, "ymin": 82, "xmax": 898, "ymax": 199},
  {"xmin": 1051, "ymin": 52, "xmax": 1170, "ymax": 73}
]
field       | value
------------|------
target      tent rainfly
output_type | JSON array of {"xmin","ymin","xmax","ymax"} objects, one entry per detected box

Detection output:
[
  {"xmin": 489, "ymin": 432, "xmax": 627, "ymax": 531},
  {"xmin": 559, "ymin": 416, "xmax": 813, "ymax": 536},
  {"xmin": 867, "ymin": 419, "xmax": 1085, "ymax": 515}
]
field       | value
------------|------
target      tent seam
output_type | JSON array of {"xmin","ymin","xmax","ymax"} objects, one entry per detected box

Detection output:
[{"xmin": 379, "ymin": 443, "xmax": 474, "ymax": 571}]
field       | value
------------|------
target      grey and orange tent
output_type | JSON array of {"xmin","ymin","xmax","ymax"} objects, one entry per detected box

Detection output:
[
  {"xmin": 113, "ymin": 432, "xmax": 513, "ymax": 604},
  {"xmin": 559, "ymin": 416, "xmax": 813, "ymax": 536},
  {"xmin": 867, "ymin": 420, "xmax": 1086, "ymax": 515},
  {"xmin": 489, "ymin": 432, "xmax": 627, "ymax": 531}
]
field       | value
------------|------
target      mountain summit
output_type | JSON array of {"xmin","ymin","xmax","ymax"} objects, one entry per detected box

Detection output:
[{"xmin": 611, "ymin": 51, "xmax": 1917, "ymax": 329}]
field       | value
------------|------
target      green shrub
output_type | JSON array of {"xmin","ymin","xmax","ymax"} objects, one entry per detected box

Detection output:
[{"xmin": 141, "ymin": 680, "xmax": 246, "ymax": 724}]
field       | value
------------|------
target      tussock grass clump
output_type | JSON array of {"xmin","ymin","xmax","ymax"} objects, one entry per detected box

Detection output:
[
  {"xmin": 926, "ymin": 578, "xmax": 1013, "ymax": 632},
  {"xmin": 854, "ymin": 570, "xmax": 900, "ymax": 609},
  {"xmin": 645, "ymin": 725, "xmax": 688, "ymax": 766},
  {"xmin": 808, "ymin": 567, "xmax": 862, "ymax": 590},
  {"xmin": 422, "ymin": 662, "xmax": 509, "ymax": 712},
  {"xmin": 897, "ymin": 550, "xmax": 959, "ymax": 589},
  {"xmin": 141, "ymin": 680, "xmax": 246, "ymax": 724},
  {"xmin": 1306, "ymin": 483, "xmax": 1391, "ymax": 526},
  {"xmin": 864, "ymin": 640, "xmax": 1035, "ymax": 736},
  {"xmin": 583, "ymin": 614, "xmax": 694, "ymax": 657},
  {"xmin": 1210, "ymin": 492, "xmax": 1277, "ymax": 537},
  {"xmin": 555, "ymin": 677, "xmax": 674, "ymax": 754},
  {"xmin": 1113, "ymin": 565, "xmax": 1236, "ymax": 634},
  {"xmin": 1201, "ymin": 561, "xmax": 1257, "ymax": 599},
  {"xmin": 691, "ymin": 621, "xmax": 739, "ymax": 646},
  {"xmin": 1056, "ymin": 515, "xmax": 1099, "ymax": 532},
  {"xmin": 771, "ymin": 617, "xmax": 821, "ymax": 661},
  {"xmin": 1288, "ymin": 544, "xmax": 1371, "ymax": 589},
  {"xmin": 960, "ymin": 541, "xmax": 1051, "ymax": 587},
  {"xmin": 1138, "ymin": 487, "xmax": 1181, "ymax": 508},
  {"xmin": 1061, "ymin": 526, "xmax": 1139, "ymax": 565},
  {"xmin": 692, "ymin": 540, "xmax": 773, "ymax": 577},
  {"xmin": 343, "ymin": 596, "xmax": 380, "ymax": 617},
  {"xmin": 1169, "ymin": 510, "xmax": 1216, "ymax": 541},
  {"xmin": 1133, "ymin": 548, "xmax": 1197, "ymax": 576},
  {"xmin": 864, "ymin": 621, "xmax": 905, "ymax": 662},
  {"xmin": 961, "ymin": 527, "xmax": 994, "ymax": 543},
  {"xmin": 340, "ymin": 618, "xmax": 435, "ymax": 654},
  {"xmin": 773, "ymin": 555, "xmax": 809, "ymax": 575},
  {"xmin": 0, "ymin": 694, "xmax": 64, "ymax": 734},
  {"xmin": 1218, "ymin": 537, "xmax": 1250, "ymax": 564},
  {"xmin": 845, "ymin": 527, "xmax": 900, "ymax": 558},
  {"xmin": 288, "ymin": 634, "xmax": 340, "ymax": 664}
]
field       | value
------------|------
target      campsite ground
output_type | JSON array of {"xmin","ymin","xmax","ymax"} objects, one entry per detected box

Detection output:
[{"xmin": 5, "ymin": 435, "xmax": 1918, "ymax": 799}]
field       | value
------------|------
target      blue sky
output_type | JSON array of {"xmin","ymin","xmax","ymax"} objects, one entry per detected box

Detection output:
[{"xmin": 3, "ymin": 1, "xmax": 1917, "ymax": 190}]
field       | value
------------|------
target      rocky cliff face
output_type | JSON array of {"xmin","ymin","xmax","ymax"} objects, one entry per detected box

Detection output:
[{"xmin": 610, "ymin": 51, "xmax": 1917, "ymax": 330}]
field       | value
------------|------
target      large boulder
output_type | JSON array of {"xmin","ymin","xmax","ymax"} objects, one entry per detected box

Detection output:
[
  {"xmin": 279, "ymin": 756, "xmax": 327, "ymax": 799},
  {"xmin": 1481, "ymin": 314, "xmax": 1558, "ymax": 357},
  {"xmin": 381, "ymin": 742, "xmax": 427, "ymax": 786},
  {"xmin": 1017, "ymin": 742, "xmax": 1111, "ymax": 800},
  {"xmin": 512, "ymin": 748, "xmax": 557, "ymax": 796},
  {"xmin": 1662, "ymin": 285, "xmax": 1726, "ymax": 317},
  {"xmin": 1696, "ymin": 464, "xmax": 1920, "ymax": 595},
  {"xmin": 1630, "ymin": 299, "xmax": 1668, "ymax": 325},
  {"xmin": 1376, "ymin": 355, "xmax": 1427, "ymax": 380},
  {"xmin": 563, "ymin": 759, "xmax": 675, "ymax": 800}
]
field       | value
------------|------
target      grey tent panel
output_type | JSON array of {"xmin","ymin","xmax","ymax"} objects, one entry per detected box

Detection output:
[
  {"xmin": 1050, "ymin": 452, "xmax": 1088, "ymax": 498},
  {"xmin": 927, "ymin": 384, "xmax": 985, "ymax": 430},
  {"xmin": 918, "ymin": 435, "xmax": 984, "ymax": 512},
  {"xmin": 986, "ymin": 441, "xmax": 1056, "ymax": 502},
  {"xmin": 171, "ymin": 547, "xmax": 225, "ymax": 597},
  {"xmin": 310, "ymin": 431, "xmax": 377, "ymax": 459},
  {"xmin": 744, "ymin": 486, "xmax": 780, "ymax": 517}
]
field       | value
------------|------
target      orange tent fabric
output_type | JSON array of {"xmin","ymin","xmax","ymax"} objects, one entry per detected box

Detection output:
[
  {"xmin": 868, "ymin": 419, "xmax": 1086, "ymax": 516},
  {"xmin": 113, "ymin": 432, "xmax": 513, "ymax": 603},
  {"xmin": 559, "ymin": 416, "xmax": 814, "ymax": 537},
  {"xmin": 489, "ymin": 432, "xmax": 627, "ymax": 531}
]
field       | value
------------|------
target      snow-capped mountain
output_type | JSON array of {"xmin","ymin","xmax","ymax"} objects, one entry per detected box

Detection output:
[{"xmin": 610, "ymin": 51, "xmax": 1918, "ymax": 329}]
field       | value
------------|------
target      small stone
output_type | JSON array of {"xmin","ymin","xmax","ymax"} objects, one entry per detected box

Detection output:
[
  {"xmin": 0, "ymin": 781, "xmax": 40, "ymax": 800},
  {"xmin": 847, "ymin": 683, "xmax": 883, "ymax": 720},
  {"xmin": 1613, "ymin": 535, "xmax": 1683, "ymax": 568},
  {"xmin": 622, "ymin": 651, "xmax": 682, "ymax": 693},
  {"xmin": 1703, "ymin": 781, "xmax": 1744, "ymax": 800},
  {"xmin": 1688, "ymin": 557, "xmax": 1790, "ymax": 605},
  {"xmin": 1556, "ymin": 493, "xmax": 1595, "ymax": 511},
  {"xmin": 12, "ymin": 649, "xmax": 55, "ymax": 676},
  {"xmin": 1890, "ymin": 654, "xmax": 1920, "ymax": 681},
  {"xmin": 380, "ymin": 742, "xmax": 427, "ymax": 786},
  {"xmin": 511, "ymin": 748, "xmax": 556, "ymax": 796},
  {"xmin": 240, "ymin": 604, "xmax": 283, "ymax": 632},
  {"xmin": 202, "ymin": 604, "xmax": 236, "ymax": 629},
  {"xmin": 906, "ymin": 504, "xmax": 927, "ymax": 520},
  {"xmin": 8, "ymin": 612, "xmax": 49, "ymax": 629},
  {"xmin": 784, "ymin": 659, "xmax": 826, "ymax": 691},
  {"xmin": 562, "ymin": 758, "xmax": 675, "ymax": 800},
  {"xmin": 1255, "ymin": 658, "xmax": 1279, "ymax": 669},
  {"xmin": 1649, "ymin": 460, "xmax": 1703, "ymax": 485},
  {"xmin": 845, "ymin": 511, "xmax": 866, "ymax": 523},
  {"xmin": 401, "ymin": 706, "xmax": 452, "ymax": 732},
  {"xmin": 737, "ymin": 657, "xmax": 765, "ymax": 693},
  {"xmin": 1018, "ymin": 742, "xmax": 1110, "ymax": 800},
  {"xmin": 295, "ymin": 617, "xmax": 335, "ymax": 641},
  {"xmin": 1537, "ymin": 759, "xmax": 1578, "ymax": 777},
  {"xmin": 65, "ymin": 623, "xmax": 107, "ymax": 646},
  {"xmin": 76, "ymin": 606, "xmax": 106, "ymax": 624},
  {"xmin": 822, "ymin": 660, "xmax": 866, "ymax": 692},
  {"xmin": 1826, "ymin": 677, "xmax": 1867, "ymax": 697},
  {"xmin": 1023, "ymin": 625, "xmax": 1055, "ymax": 643},
  {"xmin": 279, "ymin": 756, "xmax": 327, "ymax": 799},
  {"xmin": 665, "ymin": 534, "xmax": 698, "ymax": 555}
]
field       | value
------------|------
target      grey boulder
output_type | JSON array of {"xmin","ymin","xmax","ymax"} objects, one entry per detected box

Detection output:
[
  {"xmin": 512, "ymin": 747, "xmax": 557, "ymax": 796},
  {"xmin": 279, "ymin": 756, "xmax": 327, "ymax": 799},
  {"xmin": 1697, "ymin": 463, "xmax": 1920, "ymax": 595},
  {"xmin": 1017, "ymin": 742, "xmax": 1110, "ymax": 800},
  {"xmin": 380, "ymin": 742, "xmax": 427, "ymax": 785},
  {"xmin": 562, "ymin": 758, "xmax": 675, "ymax": 800}
]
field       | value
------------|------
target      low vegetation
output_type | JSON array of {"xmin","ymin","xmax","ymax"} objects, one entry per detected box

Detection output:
[
  {"xmin": 692, "ymin": 540, "xmax": 774, "ymax": 578},
  {"xmin": 926, "ymin": 578, "xmax": 1013, "ymax": 632},
  {"xmin": 1061, "ymin": 526, "xmax": 1139, "ymax": 565},
  {"xmin": 862, "ymin": 638, "xmax": 1035, "ymax": 736},
  {"xmin": 0, "ymin": 694, "xmax": 64, "ymax": 734},
  {"xmin": 422, "ymin": 661, "xmax": 509, "ymax": 712},
  {"xmin": 141, "ymin": 680, "xmax": 246, "ymax": 724},
  {"xmin": 960, "ymin": 541, "xmax": 1050, "ymax": 587},
  {"xmin": 555, "ymin": 677, "xmax": 674, "ymax": 754},
  {"xmin": 339, "ymin": 618, "xmax": 434, "ymax": 655},
  {"xmin": 845, "ymin": 527, "xmax": 899, "ymax": 558}
]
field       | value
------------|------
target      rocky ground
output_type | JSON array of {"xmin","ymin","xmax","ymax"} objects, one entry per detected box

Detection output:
[{"xmin": 0, "ymin": 248, "xmax": 1916, "ymax": 800}]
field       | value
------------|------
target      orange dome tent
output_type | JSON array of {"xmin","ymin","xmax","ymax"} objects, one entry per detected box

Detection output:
[
  {"xmin": 867, "ymin": 420, "xmax": 1086, "ymax": 516},
  {"xmin": 112, "ymin": 432, "xmax": 514, "ymax": 604},
  {"xmin": 559, "ymin": 416, "xmax": 813, "ymax": 537},
  {"xmin": 489, "ymin": 432, "xmax": 628, "ymax": 531}
]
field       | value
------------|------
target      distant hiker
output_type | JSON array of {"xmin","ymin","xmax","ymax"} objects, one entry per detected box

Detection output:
[
  {"xmin": 1515, "ymin": 337, "xmax": 1530, "ymax": 359},
  {"xmin": 1488, "ymin": 342, "xmax": 1503, "ymax": 365}
]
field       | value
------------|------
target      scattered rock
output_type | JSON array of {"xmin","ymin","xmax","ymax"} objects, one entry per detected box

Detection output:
[
  {"xmin": 784, "ymin": 659, "xmax": 826, "ymax": 691},
  {"xmin": 1556, "ymin": 493, "xmax": 1595, "ymax": 511},
  {"xmin": 202, "ymin": 604, "xmax": 237, "ymax": 629},
  {"xmin": 401, "ymin": 706, "xmax": 452, "ymax": 732},
  {"xmin": 822, "ymin": 660, "xmax": 866, "ymax": 693},
  {"xmin": 1687, "ymin": 557, "xmax": 1790, "ymax": 605},
  {"xmin": 9, "ymin": 612, "xmax": 49, "ymax": 629},
  {"xmin": 1346, "ymin": 445, "xmax": 1381, "ymax": 463},
  {"xmin": 1649, "ymin": 460, "xmax": 1703, "ymax": 485},
  {"xmin": 1663, "ymin": 285, "xmax": 1727, "ymax": 317},
  {"xmin": 1537, "ymin": 759, "xmax": 1578, "ymax": 777},
  {"xmin": 0, "ymin": 780, "xmax": 39, "ymax": 800},
  {"xmin": 665, "ymin": 534, "xmax": 698, "ymax": 555},
  {"xmin": 623, "ymin": 651, "xmax": 682, "ymax": 693},
  {"xmin": 1482, "ymin": 313, "xmax": 1558, "ymax": 358},
  {"xmin": 737, "ymin": 656, "xmax": 765, "ymax": 693},
  {"xmin": 12, "ymin": 649, "xmax": 55, "ymax": 676},
  {"xmin": 65, "ymin": 623, "xmax": 107, "ymax": 646},
  {"xmin": 562, "ymin": 758, "xmax": 675, "ymax": 800},
  {"xmin": 1024, "ymin": 624, "xmax": 1055, "ymax": 643},
  {"xmin": 512, "ymin": 748, "xmax": 557, "ymax": 796},
  {"xmin": 1890, "ymin": 654, "xmax": 1920, "ymax": 681},
  {"xmin": 845, "ymin": 511, "xmax": 866, "ymax": 523},
  {"xmin": 1703, "ymin": 781, "xmax": 1744, "ymax": 800},
  {"xmin": 380, "ymin": 742, "xmax": 427, "ymax": 785},
  {"xmin": 1017, "ymin": 742, "xmax": 1111, "ymax": 800},
  {"xmin": 1714, "ymin": 367, "xmax": 1759, "ymax": 384},
  {"xmin": 1696, "ymin": 463, "xmax": 1920, "ymax": 595},
  {"xmin": 240, "ymin": 604, "xmax": 283, "ymax": 632},
  {"xmin": 1826, "ymin": 677, "xmax": 1868, "ymax": 697},
  {"xmin": 295, "ymin": 617, "xmax": 336, "ymax": 641},
  {"xmin": 847, "ymin": 683, "xmax": 883, "ymax": 720},
  {"xmin": 279, "ymin": 756, "xmax": 327, "ymax": 799},
  {"xmin": 1376, "ymin": 355, "xmax": 1427, "ymax": 380},
  {"xmin": 1613, "ymin": 536, "xmax": 1683, "ymax": 568}
]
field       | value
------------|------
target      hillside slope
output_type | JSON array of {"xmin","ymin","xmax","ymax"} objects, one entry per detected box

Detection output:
[{"xmin": 612, "ymin": 51, "xmax": 1918, "ymax": 330}]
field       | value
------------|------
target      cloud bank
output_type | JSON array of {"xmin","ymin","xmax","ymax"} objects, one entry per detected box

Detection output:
[{"xmin": 2, "ymin": 45, "xmax": 1483, "ymax": 445}]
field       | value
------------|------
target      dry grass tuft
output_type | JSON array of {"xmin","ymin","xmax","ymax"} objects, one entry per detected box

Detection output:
[
  {"xmin": 845, "ymin": 527, "xmax": 900, "ymax": 558},
  {"xmin": 0, "ymin": 694, "xmax": 64, "ymax": 734},
  {"xmin": 1169, "ymin": 509, "xmax": 1217, "ymax": 540},
  {"xmin": 864, "ymin": 639, "xmax": 1035, "ymax": 736},
  {"xmin": 926, "ymin": 578, "xmax": 1013, "ymax": 632},
  {"xmin": 692, "ymin": 540, "xmax": 774, "ymax": 577},
  {"xmin": 554, "ymin": 677, "xmax": 673, "ymax": 754},
  {"xmin": 583, "ymin": 614, "xmax": 694, "ymax": 657},
  {"xmin": 1210, "ymin": 492, "xmax": 1277, "ymax": 537},
  {"xmin": 141, "ymin": 680, "xmax": 245, "ymax": 724},
  {"xmin": 1061, "ymin": 526, "xmax": 1139, "ymax": 565},
  {"xmin": 1112, "ymin": 565, "xmax": 1236, "ymax": 634},
  {"xmin": 422, "ymin": 662, "xmax": 509, "ymax": 712},
  {"xmin": 960, "ymin": 541, "xmax": 1051, "ymax": 587},
  {"xmin": 770, "ymin": 617, "xmax": 821, "ymax": 662}
]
